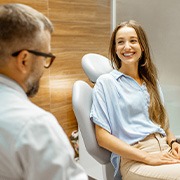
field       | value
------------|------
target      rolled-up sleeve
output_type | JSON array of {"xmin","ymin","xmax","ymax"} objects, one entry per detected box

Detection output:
[{"xmin": 90, "ymin": 80, "xmax": 111, "ymax": 133}]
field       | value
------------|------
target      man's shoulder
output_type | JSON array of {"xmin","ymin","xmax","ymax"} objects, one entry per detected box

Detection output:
[{"xmin": 0, "ymin": 89, "xmax": 54, "ymax": 134}]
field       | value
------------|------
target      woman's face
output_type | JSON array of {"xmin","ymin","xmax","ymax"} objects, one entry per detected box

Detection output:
[{"xmin": 115, "ymin": 26, "xmax": 142, "ymax": 66}]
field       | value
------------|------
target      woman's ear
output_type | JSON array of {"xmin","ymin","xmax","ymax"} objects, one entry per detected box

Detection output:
[{"xmin": 141, "ymin": 45, "xmax": 144, "ymax": 52}]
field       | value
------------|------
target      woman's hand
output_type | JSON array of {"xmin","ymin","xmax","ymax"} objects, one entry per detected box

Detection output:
[
  {"xmin": 165, "ymin": 129, "xmax": 180, "ymax": 159},
  {"xmin": 143, "ymin": 151, "xmax": 180, "ymax": 166},
  {"xmin": 171, "ymin": 142, "xmax": 180, "ymax": 159}
]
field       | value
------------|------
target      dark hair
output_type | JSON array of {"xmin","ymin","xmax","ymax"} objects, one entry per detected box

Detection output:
[{"xmin": 109, "ymin": 20, "xmax": 169, "ymax": 130}]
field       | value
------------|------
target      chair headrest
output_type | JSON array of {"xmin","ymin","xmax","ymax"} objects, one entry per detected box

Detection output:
[{"xmin": 82, "ymin": 53, "xmax": 113, "ymax": 83}]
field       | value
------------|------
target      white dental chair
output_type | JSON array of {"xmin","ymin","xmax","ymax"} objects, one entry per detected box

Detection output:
[{"xmin": 72, "ymin": 53, "xmax": 115, "ymax": 180}]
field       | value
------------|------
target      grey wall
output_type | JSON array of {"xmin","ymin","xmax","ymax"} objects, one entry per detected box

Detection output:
[{"xmin": 116, "ymin": 0, "xmax": 180, "ymax": 135}]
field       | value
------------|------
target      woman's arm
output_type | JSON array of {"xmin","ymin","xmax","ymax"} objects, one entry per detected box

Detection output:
[
  {"xmin": 95, "ymin": 125, "xmax": 146, "ymax": 161},
  {"xmin": 95, "ymin": 125, "xmax": 180, "ymax": 165}
]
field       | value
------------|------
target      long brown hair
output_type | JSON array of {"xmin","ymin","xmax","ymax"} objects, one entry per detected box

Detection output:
[{"xmin": 109, "ymin": 20, "xmax": 169, "ymax": 130}]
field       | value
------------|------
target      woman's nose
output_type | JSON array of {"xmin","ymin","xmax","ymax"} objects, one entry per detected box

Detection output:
[{"xmin": 124, "ymin": 41, "xmax": 131, "ymax": 50}]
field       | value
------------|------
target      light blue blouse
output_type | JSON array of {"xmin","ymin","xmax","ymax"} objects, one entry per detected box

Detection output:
[{"xmin": 90, "ymin": 70, "xmax": 166, "ymax": 178}]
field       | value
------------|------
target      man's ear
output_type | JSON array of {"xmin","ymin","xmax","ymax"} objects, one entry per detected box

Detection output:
[{"xmin": 16, "ymin": 50, "xmax": 31, "ymax": 74}]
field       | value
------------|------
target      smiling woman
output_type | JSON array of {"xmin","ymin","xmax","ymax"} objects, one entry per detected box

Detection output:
[
  {"xmin": 90, "ymin": 20, "xmax": 180, "ymax": 180},
  {"xmin": 116, "ymin": 0, "xmax": 180, "ymax": 140}
]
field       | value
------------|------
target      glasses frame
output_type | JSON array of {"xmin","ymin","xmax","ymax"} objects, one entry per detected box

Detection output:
[{"xmin": 12, "ymin": 50, "xmax": 56, "ymax": 68}]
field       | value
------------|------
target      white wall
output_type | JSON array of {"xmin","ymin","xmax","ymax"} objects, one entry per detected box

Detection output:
[{"xmin": 115, "ymin": 0, "xmax": 180, "ymax": 135}]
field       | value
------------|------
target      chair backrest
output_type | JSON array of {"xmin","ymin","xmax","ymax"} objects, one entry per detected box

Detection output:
[
  {"xmin": 72, "ymin": 80, "xmax": 111, "ymax": 164},
  {"xmin": 82, "ymin": 53, "xmax": 113, "ymax": 83}
]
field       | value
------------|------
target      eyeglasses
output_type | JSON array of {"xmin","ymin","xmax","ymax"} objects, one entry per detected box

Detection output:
[{"xmin": 12, "ymin": 50, "xmax": 56, "ymax": 68}]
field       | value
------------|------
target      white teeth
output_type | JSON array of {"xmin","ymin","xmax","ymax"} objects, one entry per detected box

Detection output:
[{"xmin": 123, "ymin": 53, "xmax": 134, "ymax": 57}]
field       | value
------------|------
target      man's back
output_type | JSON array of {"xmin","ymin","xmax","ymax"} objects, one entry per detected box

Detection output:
[{"xmin": 0, "ymin": 75, "xmax": 87, "ymax": 180}]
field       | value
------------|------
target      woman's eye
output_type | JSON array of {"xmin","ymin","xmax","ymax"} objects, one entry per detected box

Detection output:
[
  {"xmin": 117, "ymin": 41, "xmax": 124, "ymax": 45},
  {"xmin": 131, "ymin": 39, "xmax": 138, "ymax": 43}
]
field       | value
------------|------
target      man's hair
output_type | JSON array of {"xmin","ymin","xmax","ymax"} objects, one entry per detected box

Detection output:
[{"xmin": 0, "ymin": 3, "xmax": 53, "ymax": 62}]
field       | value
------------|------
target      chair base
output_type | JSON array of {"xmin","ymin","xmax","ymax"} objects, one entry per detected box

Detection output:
[{"xmin": 78, "ymin": 130, "xmax": 114, "ymax": 180}]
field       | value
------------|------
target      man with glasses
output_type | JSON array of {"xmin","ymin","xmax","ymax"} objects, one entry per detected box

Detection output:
[{"xmin": 0, "ymin": 3, "xmax": 87, "ymax": 180}]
